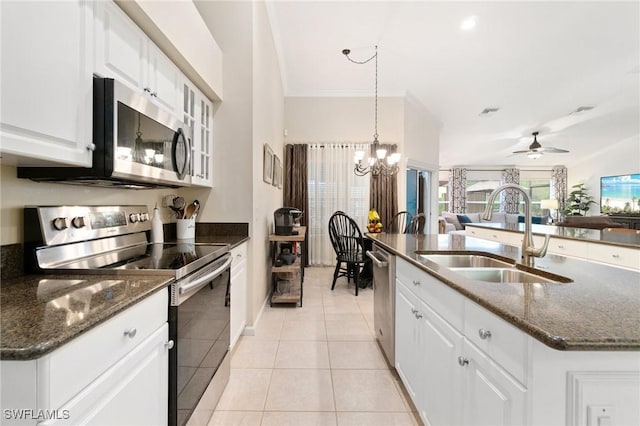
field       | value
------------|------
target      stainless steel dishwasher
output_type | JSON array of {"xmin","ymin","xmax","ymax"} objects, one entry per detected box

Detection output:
[{"xmin": 367, "ymin": 244, "xmax": 396, "ymax": 368}]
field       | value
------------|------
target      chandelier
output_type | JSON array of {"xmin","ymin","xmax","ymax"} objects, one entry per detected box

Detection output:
[{"xmin": 342, "ymin": 45, "xmax": 400, "ymax": 177}]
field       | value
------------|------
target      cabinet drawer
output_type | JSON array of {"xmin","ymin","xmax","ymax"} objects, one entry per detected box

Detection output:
[
  {"xmin": 464, "ymin": 300, "xmax": 527, "ymax": 385},
  {"xmin": 587, "ymin": 243, "xmax": 640, "ymax": 270},
  {"xmin": 397, "ymin": 258, "xmax": 464, "ymax": 331},
  {"xmin": 548, "ymin": 238, "xmax": 588, "ymax": 259},
  {"xmin": 41, "ymin": 289, "xmax": 168, "ymax": 409}
]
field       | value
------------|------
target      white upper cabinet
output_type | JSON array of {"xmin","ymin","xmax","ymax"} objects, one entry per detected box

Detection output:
[
  {"xmin": 94, "ymin": 1, "xmax": 180, "ymax": 116},
  {"xmin": 182, "ymin": 80, "xmax": 213, "ymax": 187},
  {"xmin": 0, "ymin": 0, "xmax": 93, "ymax": 166}
]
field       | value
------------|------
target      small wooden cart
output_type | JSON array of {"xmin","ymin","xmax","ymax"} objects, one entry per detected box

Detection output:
[{"xmin": 268, "ymin": 226, "xmax": 306, "ymax": 307}]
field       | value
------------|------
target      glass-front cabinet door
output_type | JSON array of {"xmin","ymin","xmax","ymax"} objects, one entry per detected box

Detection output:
[{"xmin": 182, "ymin": 80, "xmax": 213, "ymax": 187}]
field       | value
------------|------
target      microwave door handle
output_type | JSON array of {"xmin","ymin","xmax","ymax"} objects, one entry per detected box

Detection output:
[
  {"xmin": 172, "ymin": 128, "xmax": 191, "ymax": 180},
  {"xmin": 179, "ymin": 255, "xmax": 232, "ymax": 295}
]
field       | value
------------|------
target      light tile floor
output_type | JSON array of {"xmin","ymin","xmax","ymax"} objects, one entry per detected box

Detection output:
[{"xmin": 192, "ymin": 266, "xmax": 420, "ymax": 426}]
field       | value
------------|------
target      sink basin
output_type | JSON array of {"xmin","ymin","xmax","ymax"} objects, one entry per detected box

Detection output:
[
  {"xmin": 450, "ymin": 267, "xmax": 569, "ymax": 284},
  {"xmin": 420, "ymin": 254, "xmax": 513, "ymax": 268}
]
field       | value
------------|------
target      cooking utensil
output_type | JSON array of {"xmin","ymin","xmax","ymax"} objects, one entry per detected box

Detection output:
[
  {"xmin": 183, "ymin": 200, "xmax": 201, "ymax": 219},
  {"xmin": 185, "ymin": 203, "xmax": 196, "ymax": 219}
]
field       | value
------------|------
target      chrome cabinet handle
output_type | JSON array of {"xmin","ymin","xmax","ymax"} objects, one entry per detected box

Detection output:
[
  {"xmin": 123, "ymin": 328, "xmax": 137, "ymax": 338},
  {"xmin": 411, "ymin": 308, "xmax": 418, "ymax": 315},
  {"xmin": 557, "ymin": 245, "xmax": 564, "ymax": 249},
  {"xmin": 415, "ymin": 312, "xmax": 423, "ymax": 319},
  {"xmin": 151, "ymin": 91, "xmax": 158, "ymax": 97},
  {"xmin": 86, "ymin": 143, "xmax": 96, "ymax": 151},
  {"xmin": 612, "ymin": 254, "xmax": 620, "ymax": 259},
  {"xmin": 165, "ymin": 340, "xmax": 174, "ymax": 350},
  {"xmin": 143, "ymin": 87, "xmax": 151, "ymax": 93},
  {"xmin": 412, "ymin": 280, "xmax": 421, "ymax": 286},
  {"xmin": 478, "ymin": 329, "xmax": 492, "ymax": 340},
  {"xmin": 458, "ymin": 356, "xmax": 469, "ymax": 366}
]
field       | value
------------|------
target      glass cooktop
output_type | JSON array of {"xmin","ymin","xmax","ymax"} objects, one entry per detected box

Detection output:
[{"xmin": 49, "ymin": 242, "xmax": 229, "ymax": 278}]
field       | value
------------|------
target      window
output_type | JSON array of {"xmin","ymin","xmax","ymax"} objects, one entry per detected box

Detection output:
[{"xmin": 307, "ymin": 144, "xmax": 370, "ymax": 265}]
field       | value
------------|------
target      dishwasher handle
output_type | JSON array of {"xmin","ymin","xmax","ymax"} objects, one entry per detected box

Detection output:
[{"xmin": 366, "ymin": 250, "xmax": 389, "ymax": 268}]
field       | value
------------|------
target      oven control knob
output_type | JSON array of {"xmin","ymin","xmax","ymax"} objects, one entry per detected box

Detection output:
[
  {"xmin": 139, "ymin": 213, "xmax": 149, "ymax": 222},
  {"xmin": 52, "ymin": 217, "xmax": 69, "ymax": 231},
  {"xmin": 129, "ymin": 213, "xmax": 140, "ymax": 223},
  {"xmin": 71, "ymin": 216, "xmax": 86, "ymax": 229}
]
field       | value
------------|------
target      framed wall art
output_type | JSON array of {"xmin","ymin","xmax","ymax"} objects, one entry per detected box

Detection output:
[
  {"xmin": 263, "ymin": 143, "xmax": 273, "ymax": 184},
  {"xmin": 272, "ymin": 155, "xmax": 282, "ymax": 189}
]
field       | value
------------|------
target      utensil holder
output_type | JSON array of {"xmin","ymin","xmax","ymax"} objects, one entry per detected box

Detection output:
[{"xmin": 176, "ymin": 218, "xmax": 196, "ymax": 240}]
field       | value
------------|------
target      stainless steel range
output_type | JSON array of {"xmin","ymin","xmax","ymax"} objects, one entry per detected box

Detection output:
[{"xmin": 24, "ymin": 205, "xmax": 232, "ymax": 426}]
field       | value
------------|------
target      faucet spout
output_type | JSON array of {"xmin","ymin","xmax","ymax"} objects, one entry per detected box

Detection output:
[{"xmin": 483, "ymin": 183, "xmax": 548, "ymax": 267}]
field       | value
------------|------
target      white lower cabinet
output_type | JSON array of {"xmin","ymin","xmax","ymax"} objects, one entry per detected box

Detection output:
[
  {"xmin": 0, "ymin": 290, "xmax": 170, "ymax": 426},
  {"xmin": 230, "ymin": 243, "xmax": 248, "ymax": 348},
  {"xmin": 395, "ymin": 282, "xmax": 424, "ymax": 405},
  {"xmin": 462, "ymin": 340, "xmax": 526, "ymax": 426},
  {"xmin": 418, "ymin": 293, "xmax": 464, "ymax": 426},
  {"xmin": 394, "ymin": 257, "xmax": 639, "ymax": 426}
]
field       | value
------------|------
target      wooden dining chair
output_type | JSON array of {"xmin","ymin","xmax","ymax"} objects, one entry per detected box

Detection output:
[
  {"xmin": 406, "ymin": 213, "xmax": 426, "ymax": 234},
  {"xmin": 389, "ymin": 211, "xmax": 414, "ymax": 233},
  {"xmin": 328, "ymin": 211, "xmax": 367, "ymax": 295}
]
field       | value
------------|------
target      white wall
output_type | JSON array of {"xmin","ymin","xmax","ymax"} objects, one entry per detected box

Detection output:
[
  {"xmin": 188, "ymin": 1, "xmax": 253, "ymax": 225},
  {"xmin": 194, "ymin": 0, "xmax": 284, "ymax": 325},
  {"xmin": 567, "ymin": 136, "xmax": 640, "ymax": 214},
  {"xmin": 403, "ymin": 94, "xmax": 441, "ymax": 232},
  {"xmin": 0, "ymin": 164, "xmax": 176, "ymax": 245},
  {"xmin": 284, "ymin": 97, "xmax": 404, "ymax": 143},
  {"xmin": 251, "ymin": 0, "xmax": 284, "ymax": 322}
]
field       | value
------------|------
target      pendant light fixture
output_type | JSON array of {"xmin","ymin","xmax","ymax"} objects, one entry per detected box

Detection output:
[{"xmin": 342, "ymin": 46, "xmax": 400, "ymax": 177}]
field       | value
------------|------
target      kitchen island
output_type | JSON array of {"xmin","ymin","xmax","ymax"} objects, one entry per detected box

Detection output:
[
  {"xmin": 367, "ymin": 232, "xmax": 640, "ymax": 426},
  {"xmin": 465, "ymin": 222, "xmax": 640, "ymax": 270}
]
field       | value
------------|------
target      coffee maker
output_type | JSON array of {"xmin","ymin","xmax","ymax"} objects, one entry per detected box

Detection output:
[{"xmin": 274, "ymin": 207, "xmax": 303, "ymax": 235}]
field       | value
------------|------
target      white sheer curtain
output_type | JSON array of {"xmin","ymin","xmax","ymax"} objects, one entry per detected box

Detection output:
[{"xmin": 307, "ymin": 143, "xmax": 370, "ymax": 266}]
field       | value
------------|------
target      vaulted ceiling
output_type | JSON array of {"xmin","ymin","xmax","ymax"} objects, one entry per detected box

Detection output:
[{"xmin": 265, "ymin": 1, "xmax": 640, "ymax": 168}]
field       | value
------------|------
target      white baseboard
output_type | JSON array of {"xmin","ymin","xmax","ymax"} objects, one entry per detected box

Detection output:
[{"xmin": 241, "ymin": 293, "xmax": 270, "ymax": 336}]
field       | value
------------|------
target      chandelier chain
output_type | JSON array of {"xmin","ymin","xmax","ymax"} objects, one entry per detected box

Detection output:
[{"xmin": 343, "ymin": 45, "xmax": 399, "ymax": 177}]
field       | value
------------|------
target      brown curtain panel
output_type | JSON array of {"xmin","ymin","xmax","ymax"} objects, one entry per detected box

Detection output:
[
  {"xmin": 284, "ymin": 144, "xmax": 309, "ymax": 266},
  {"xmin": 369, "ymin": 144, "xmax": 398, "ymax": 231}
]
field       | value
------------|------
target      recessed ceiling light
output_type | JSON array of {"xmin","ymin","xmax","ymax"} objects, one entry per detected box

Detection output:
[{"xmin": 461, "ymin": 16, "xmax": 477, "ymax": 31}]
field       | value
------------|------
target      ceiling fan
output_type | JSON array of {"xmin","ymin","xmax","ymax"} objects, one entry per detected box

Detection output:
[{"xmin": 512, "ymin": 131, "xmax": 569, "ymax": 159}]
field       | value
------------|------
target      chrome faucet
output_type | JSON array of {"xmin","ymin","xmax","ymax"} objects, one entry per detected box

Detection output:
[{"xmin": 482, "ymin": 184, "xmax": 550, "ymax": 267}]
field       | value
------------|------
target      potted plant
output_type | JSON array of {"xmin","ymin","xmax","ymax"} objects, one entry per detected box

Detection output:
[{"xmin": 563, "ymin": 183, "xmax": 597, "ymax": 216}]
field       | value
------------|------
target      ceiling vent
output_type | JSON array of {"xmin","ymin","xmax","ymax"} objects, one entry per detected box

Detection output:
[{"xmin": 479, "ymin": 107, "xmax": 500, "ymax": 117}]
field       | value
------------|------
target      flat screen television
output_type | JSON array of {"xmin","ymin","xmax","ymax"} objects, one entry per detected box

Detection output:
[{"xmin": 600, "ymin": 173, "xmax": 640, "ymax": 214}]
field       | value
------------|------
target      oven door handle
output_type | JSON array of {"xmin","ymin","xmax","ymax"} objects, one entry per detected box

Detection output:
[{"xmin": 179, "ymin": 254, "xmax": 232, "ymax": 295}]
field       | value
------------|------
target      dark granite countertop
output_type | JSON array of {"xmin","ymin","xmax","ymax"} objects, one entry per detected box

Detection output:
[
  {"xmin": 1, "ymin": 274, "xmax": 171, "ymax": 360},
  {"xmin": 367, "ymin": 233, "xmax": 640, "ymax": 351},
  {"xmin": 0, "ymin": 233, "xmax": 248, "ymax": 361},
  {"xmin": 466, "ymin": 222, "xmax": 640, "ymax": 248}
]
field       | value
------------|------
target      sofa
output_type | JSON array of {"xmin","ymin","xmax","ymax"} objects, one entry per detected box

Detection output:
[
  {"xmin": 555, "ymin": 215, "xmax": 624, "ymax": 230},
  {"xmin": 439, "ymin": 212, "xmax": 547, "ymax": 234}
]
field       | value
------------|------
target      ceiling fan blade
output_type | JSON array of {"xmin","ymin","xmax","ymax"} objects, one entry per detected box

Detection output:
[
  {"xmin": 511, "ymin": 149, "xmax": 531, "ymax": 154},
  {"xmin": 540, "ymin": 147, "xmax": 570, "ymax": 153}
]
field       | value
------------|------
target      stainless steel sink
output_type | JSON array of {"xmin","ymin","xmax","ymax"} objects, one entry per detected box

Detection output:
[
  {"xmin": 449, "ymin": 267, "xmax": 569, "ymax": 284},
  {"xmin": 420, "ymin": 254, "xmax": 513, "ymax": 268}
]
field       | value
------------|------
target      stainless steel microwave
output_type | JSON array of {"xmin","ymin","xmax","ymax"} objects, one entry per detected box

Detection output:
[{"xmin": 18, "ymin": 76, "xmax": 191, "ymax": 188}]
